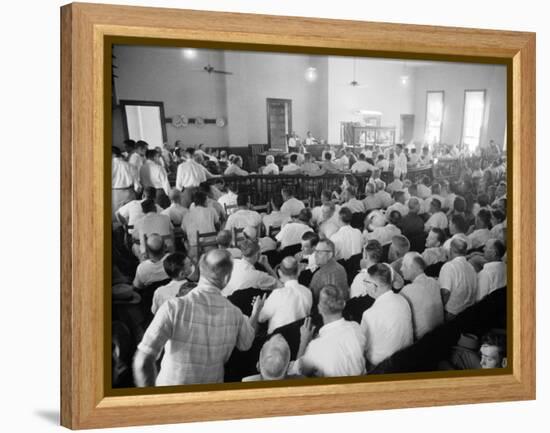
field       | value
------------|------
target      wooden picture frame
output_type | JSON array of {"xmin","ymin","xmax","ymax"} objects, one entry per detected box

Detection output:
[{"xmin": 60, "ymin": 2, "xmax": 536, "ymax": 429}]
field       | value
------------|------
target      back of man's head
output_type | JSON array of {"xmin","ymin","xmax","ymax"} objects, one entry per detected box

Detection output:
[
  {"xmin": 216, "ymin": 230, "xmax": 232, "ymax": 248},
  {"xmin": 364, "ymin": 240, "xmax": 383, "ymax": 263},
  {"xmin": 339, "ymin": 206, "xmax": 353, "ymax": 225},
  {"xmin": 367, "ymin": 263, "xmax": 393, "ymax": 289},
  {"xmin": 408, "ymin": 197, "xmax": 421, "ymax": 214},
  {"xmin": 169, "ymin": 188, "xmax": 181, "ymax": 203},
  {"xmin": 240, "ymin": 239, "xmax": 260, "ymax": 260},
  {"xmin": 451, "ymin": 214, "xmax": 468, "ymax": 234},
  {"xmin": 289, "ymin": 154, "xmax": 298, "ymax": 164},
  {"xmin": 297, "ymin": 208, "xmax": 312, "ymax": 224},
  {"xmin": 319, "ymin": 284, "xmax": 347, "ymax": 315},
  {"xmin": 199, "ymin": 249, "xmax": 233, "ymax": 288},
  {"xmin": 146, "ymin": 233, "xmax": 165, "ymax": 257},
  {"xmin": 391, "ymin": 235, "xmax": 410, "ymax": 257},
  {"xmin": 143, "ymin": 187, "xmax": 157, "ymax": 201},
  {"xmin": 450, "ymin": 237, "xmax": 468, "ymax": 257},
  {"xmin": 192, "ymin": 191, "xmax": 208, "ymax": 207},
  {"xmin": 259, "ymin": 335, "xmax": 291, "ymax": 380},
  {"xmin": 141, "ymin": 199, "xmax": 157, "ymax": 214},
  {"xmin": 388, "ymin": 210, "xmax": 402, "ymax": 226},
  {"xmin": 163, "ymin": 252, "xmax": 188, "ymax": 279},
  {"xmin": 145, "ymin": 149, "xmax": 157, "ymax": 160},
  {"xmin": 237, "ymin": 193, "xmax": 249, "ymax": 207},
  {"xmin": 279, "ymin": 256, "xmax": 299, "ymax": 279}
]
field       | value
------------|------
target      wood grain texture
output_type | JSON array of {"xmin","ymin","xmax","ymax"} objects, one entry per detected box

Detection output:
[{"xmin": 60, "ymin": 2, "xmax": 536, "ymax": 429}]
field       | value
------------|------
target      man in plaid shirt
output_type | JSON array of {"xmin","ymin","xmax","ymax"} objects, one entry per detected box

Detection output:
[{"xmin": 133, "ymin": 249, "xmax": 266, "ymax": 386}]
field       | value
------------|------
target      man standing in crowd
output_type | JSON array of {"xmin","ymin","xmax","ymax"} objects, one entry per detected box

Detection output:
[{"xmin": 133, "ymin": 249, "xmax": 266, "ymax": 386}]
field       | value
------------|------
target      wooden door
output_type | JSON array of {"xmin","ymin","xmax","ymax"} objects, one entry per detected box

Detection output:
[
  {"xmin": 400, "ymin": 114, "xmax": 415, "ymax": 144},
  {"xmin": 266, "ymin": 98, "xmax": 292, "ymax": 150}
]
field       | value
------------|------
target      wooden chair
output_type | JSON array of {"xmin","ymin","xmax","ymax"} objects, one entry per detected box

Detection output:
[
  {"xmin": 268, "ymin": 225, "xmax": 282, "ymax": 239},
  {"xmin": 232, "ymin": 227, "xmax": 246, "ymax": 248},
  {"xmin": 224, "ymin": 202, "xmax": 238, "ymax": 215},
  {"xmin": 196, "ymin": 230, "xmax": 218, "ymax": 256}
]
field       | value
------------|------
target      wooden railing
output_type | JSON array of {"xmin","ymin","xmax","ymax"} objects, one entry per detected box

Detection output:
[{"xmin": 215, "ymin": 165, "xmax": 434, "ymax": 205}]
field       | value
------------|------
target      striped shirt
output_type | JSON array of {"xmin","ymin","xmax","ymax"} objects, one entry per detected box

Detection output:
[{"xmin": 138, "ymin": 283, "xmax": 255, "ymax": 386}]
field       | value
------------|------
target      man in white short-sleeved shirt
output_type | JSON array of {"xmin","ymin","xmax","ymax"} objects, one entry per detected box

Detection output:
[
  {"xmin": 360, "ymin": 263, "xmax": 413, "ymax": 367},
  {"xmin": 275, "ymin": 210, "xmax": 313, "ymax": 249},
  {"xmin": 477, "ymin": 239, "xmax": 507, "ymax": 301},
  {"xmin": 259, "ymin": 257, "xmax": 312, "ymax": 334},
  {"xmin": 330, "ymin": 207, "xmax": 363, "ymax": 260},
  {"xmin": 222, "ymin": 239, "xmax": 279, "ymax": 297},
  {"xmin": 224, "ymin": 193, "xmax": 262, "ymax": 232},
  {"xmin": 294, "ymin": 285, "xmax": 366, "ymax": 377},
  {"xmin": 439, "ymin": 238, "xmax": 478, "ymax": 320},
  {"xmin": 424, "ymin": 198, "xmax": 448, "ymax": 232},
  {"xmin": 280, "ymin": 187, "xmax": 305, "ymax": 217},
  {"xmin": 133, "ymin": 234, "xmax": 170, "ymax": 289},
  {"xmin": 400, "ymin": 252, "xmax": 444, "ymax": 340}
]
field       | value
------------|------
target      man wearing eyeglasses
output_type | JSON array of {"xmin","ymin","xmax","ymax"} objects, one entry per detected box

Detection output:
[{"xmin": 308, "ymin": 239, "xmax": 349, "ymax": 307}]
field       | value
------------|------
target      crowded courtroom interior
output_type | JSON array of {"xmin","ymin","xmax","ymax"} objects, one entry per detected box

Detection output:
[{"xmin": 111, "ymin": 46, "xmax": 508, "ymax": 388}]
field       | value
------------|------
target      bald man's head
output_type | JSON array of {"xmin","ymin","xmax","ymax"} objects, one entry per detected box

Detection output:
[
  {"xmin": 243, "ymin": 225, "xmax": 258, "ymax": 241},
  {"xmin": 199, "ymin": 249, "xmax": 233, "ymax": 289},
  {"xmin": 279, "ymin": 256, "xmax": 299, "ymax": 279},
  {"xmin": 216, "ymin": 230, "xmax": 232, "ymax": 248},
  {"xmin": 146, "ymin": 234, "xmax": 165, "ymax": 257},
  {"xmin": 450, "ymin": 237, "xmax": 468, "ymax": 257}
]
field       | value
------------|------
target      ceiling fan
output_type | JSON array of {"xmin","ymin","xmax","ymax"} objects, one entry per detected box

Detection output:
[
  {"xmin": 348, "ymin": 58, "xmax": 368, "ymax": 88},
  {"xmin": 194, "ymin": 63, "xmax": 233, "ymax": 75},
  {"xmin": 190, "ymin": 53, "xmax": 233, "ymax": 75}
]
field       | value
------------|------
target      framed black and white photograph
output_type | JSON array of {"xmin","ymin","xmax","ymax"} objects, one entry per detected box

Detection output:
[{"xmin": 60, "ymin": 3, "xmax": 535, "ymax": 429}]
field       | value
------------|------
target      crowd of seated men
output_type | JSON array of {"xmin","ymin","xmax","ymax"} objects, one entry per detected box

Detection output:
[{"xmin": 111, "ymin": 139, "xmax": 508, "ymax": 388}]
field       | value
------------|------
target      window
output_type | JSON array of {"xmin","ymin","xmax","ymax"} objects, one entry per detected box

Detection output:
[
  {"xmin": 462, "ymin": 90, "xmax": 486, "ymax": 152},
  {"xmin": 424, "ymin": 91, "xmax": 444, "ymax": 145}
]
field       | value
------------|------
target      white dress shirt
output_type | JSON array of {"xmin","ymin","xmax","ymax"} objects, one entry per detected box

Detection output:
[
  {"xmin": 222, "ymin": 259, "xmax": 277, "ymax": 297},
  {"xmin": 350, "ymin": 269, "xmax": 372, "ymax": 298},
  {"xmin": 342, "ymin": 198, "xmax": 366, "ymax": 213},
  {"xmin": 224, "ymin": 209, "xmax": 262, "ymax": 232},
  {"xmin": 386, "ymin": 201, "xmax": 409, "ymax": 217},
  {"xmin": 282, "ymin": 163, "xmax": 301, "ymax": 173},
  {"xmin": 263, "ymin": 211, "xmax": 291, "ymax": 234},
  {"xmin": 330, "ymin": 225, "xmax": 363, "ymax": 260},
  {"xmin": 319, "ymin": 219, "xmax": 340, "ymax": 240},
  {"xmin": 363, "ymin": 224, "xmax": 401, "ymax": 246},
  {"xmin": 128, "ymin": 153, "xmax": 144, "ymax": 178},
  {"xmin": 422, "ymin": 247, "xmax": 448, "ymax": 266},
  {"xmin": 400, "ymin": 273, "xmax": 444, "ymax": 340},
  {"xmin": 298, "ymin": 318, "xmax": 366, "ymax": 377},
  {"xmin": 259, "ymin": 280, "xmax": 312, "ymax": 334},
  {"xmin": 424, "ymin": 211, "xmax": 449, "ymax": 231},
  {"xmin": 140, "ymin": 160, "xmax": 170, "ymax": 195},
  {"xmin": 361, "ymin": 290, "xmax": 413, "ymax": 366},
  {"xmin": 161, "ymin": 203, "xmax": 188, "ymax": 227},
  {"xmin": 275, "ymin": 222, "xmax": 313, "ymax": 249},
  {"xmin": 468, "ymin": 228, "xmax": 491, "ymax": 250},
  {"xmin": 417, "ymin": 184, "xmax": 431, "ymax": 200},
  {"xmin": 477, "ymin": 261, "xmax": 507, "ymax": 301},
  {"xmin": 263, "ymin": 163, "xmax": 280, "ymax": 175},
  {"xmin": 351, "ymin": 160, "xmax": 375, "ymax": 173},
  {"xmin": 117, "ymin": 199, "xmax": 162, "ymax": 231},
  {"xmin": 439, "ymin": 256, "xmax": 478, "ymax": 315},
  {"xmin": 112, "ymin": 157, "xmax": 139, "ymax": 190},
  {"xmin": 374, "ymin": 191, "xmax": 394, "ymax": 209},
  {"xmin": 181, "ymin": 206, "xmax": 219, "ymax": 246},
  {"xmin": 311, "ymin": 204, "xmax": 341, "ymax": 226},
  {"xmin": 393, "ymin": 152, "xmax": 408, "ymax": 178},
  {"xmin": 281, "ymin": 197, "xmax": 305, "ymax": 217},
  {"xmin": 133, "ymin": 255, "xmax": 169, "ymax": 289},
  {"xmin": 175, "ymin": 160, "xmax": 211, "ymax": 190},
  {"xmin": 151, "ymin": 279, "xmax": 190, "ymax": 314}
]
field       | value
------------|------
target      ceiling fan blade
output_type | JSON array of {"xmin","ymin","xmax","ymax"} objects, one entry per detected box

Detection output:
[{"xmin": 212, "ymin": 70, "xmax": 233, "ymax": 75}]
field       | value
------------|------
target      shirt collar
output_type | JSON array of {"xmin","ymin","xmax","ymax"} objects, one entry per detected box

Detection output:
[{"xmin": 318, "ymin": 318, "xmax": 345, "ymax": 336}]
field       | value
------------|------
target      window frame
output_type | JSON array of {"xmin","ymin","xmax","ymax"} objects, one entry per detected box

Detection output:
[
  {"xmin": 461, "ymin": 89, "xmax": 487, "ymax": 151},
  {"xmin": 424, "ymin": 90, "xmax": 445, "ymax": 145}
]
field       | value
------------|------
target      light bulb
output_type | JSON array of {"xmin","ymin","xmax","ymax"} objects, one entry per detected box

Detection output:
[
  {"xmin": 305, "ymin": 67, "xmax": 318, "ymax": 82},
  {"xmin": 182, "ymin": 48, "xmax": 198, "ymax": 59}
]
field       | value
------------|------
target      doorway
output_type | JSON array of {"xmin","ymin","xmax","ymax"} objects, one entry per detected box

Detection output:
[
  {"xmin": 400, "ymin": 114, "xmax": 415, "ymax": 144},
  {"xmin": 266, "ymin": 98, "xmax": 292, "ymax": 151}
]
